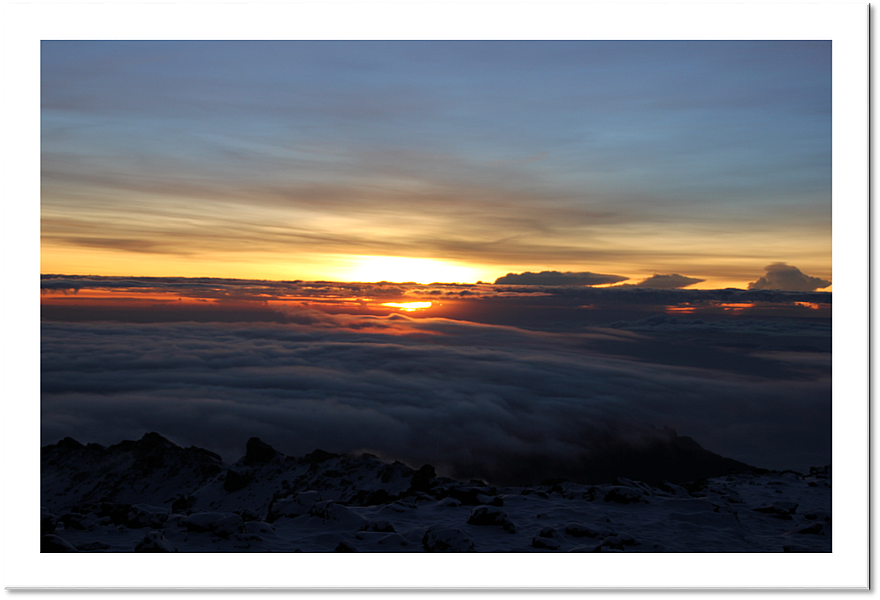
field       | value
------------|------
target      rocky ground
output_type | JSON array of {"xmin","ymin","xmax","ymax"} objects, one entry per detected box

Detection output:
[{"xmin": 41, "ymin": 433, "xmax": 831, "ymax": 553}]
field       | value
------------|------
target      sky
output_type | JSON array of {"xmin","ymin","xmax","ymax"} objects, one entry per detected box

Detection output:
[
  {"xmin": 40, "ymin": 41, "xmax": 832, "ymax": 289},
  {"xmin": 4, "ymin": 5, "xmax": 868, "ymax": 588}
]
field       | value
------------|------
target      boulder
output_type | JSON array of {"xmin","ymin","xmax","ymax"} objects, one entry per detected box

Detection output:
[
  {"xmin": 467, "ymin": 506, "xmax": 516, "ymax": 533},
  {"xmin": 603, "ymin": 486, "xmax": 648, "ymax": 504},
  {"xmin": 532, "ymin": 537, "xmax": 561, "ymax": 550},
  {"xmin": 409, "ymin": 464, "xmax": 437, "ymax": 493},
  {"xmin": 422, "ymin": 526, "xmax": 475, "ymax": 552},
  {"xmin": 134, "ymin": 531, "xmax": 177, "ymax": 552},
  {"xmin": 564, "ymin": 523, "xmax": 611, "ymax": 539}
]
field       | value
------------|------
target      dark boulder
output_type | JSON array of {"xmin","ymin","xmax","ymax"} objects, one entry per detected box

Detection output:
[
  {"xmin": 409, "ymin": 464, "xmax": 437, "ymax": 493},
  {"xmin": 335, "ymin": 541, "xmax": 357, "ymax": 552},
  {"xmin": 467, "ymin": 506, "xmax": 516, "ymax": 533}
]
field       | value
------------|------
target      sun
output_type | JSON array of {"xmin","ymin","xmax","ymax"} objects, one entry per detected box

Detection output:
[{"xmin": 342, "ymin": 256, "xmax": 481, "ymax": 284}]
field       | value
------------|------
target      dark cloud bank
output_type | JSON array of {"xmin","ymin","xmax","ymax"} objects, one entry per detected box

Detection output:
[
  {"xmin": 493, "ymin": 271, "xmax": 707, "ymax": 290},
  {"xmin": 493, "ymin": 271, "xmax": 628, "ymax": 286},
  {"xmin": 41, "ymin": 279, "xmax": 831, "ymax": 482},
  {"xmin": 633, "ymin": 274, "xmax": 704, "ymax": 289}
]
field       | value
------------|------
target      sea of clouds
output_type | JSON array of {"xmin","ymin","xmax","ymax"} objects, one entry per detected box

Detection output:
[{"xmin": 41, "ymin": 294, "xmax": 830, "ymax": 481}]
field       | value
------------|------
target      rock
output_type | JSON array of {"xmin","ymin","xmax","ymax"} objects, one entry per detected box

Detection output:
[
  {"xmin": 476, "ymin": 494, "xmax": 503, "ymax": 507},
  {"xmin": 603, "ymin": 486, "xmax": 647, "ymax": 504},
  {"xmin": 135, "ymin": 531, "xmax": 177, "ymax": 552},
  {"xmin": 656, "ymin": 481, "xmax": 691, "ymax": 497},
  {"xmin": 422, "ymin": 526, "xmax": 475, "ymax": 552},
  {"xmin": 181, "ymin": 511, "xmax": 241, "ymax": 537},
  {"xmin": 538, "ymin": 527, "xmax": 558, "ymax": 539},
  {"xmin": 804, "ymin": 511, "xmax": 831, "ymax": 523},
  {"xmin": 361, "ymin": 520, "xmax": 395, "ymax": 533},
  {"xmin": 346, "ymin": 488, "xmax": 398, "ymax": 507},
  {"xmin": 96, "ymin": 502, "xmax": 133, "ymax": 526},
  {"xmin": 41, "ymin": 534, "xmax": 77, "ymax": 552},
  {"xmin": 532, "ymin": 537, "xmax": 561, "ymax": 550},
  {"xmin": 244, "ymin": 438, "xmax": 278, "ymax": 465},
  {"xmin": 268, "ymin": 491, "xmax": 322, "ymax": 521},
  {"xmin": 409, "ymin": 464, "xmax": 437, "ymax": 493},
  {"xmin": 783, "ymin": 543, "xmax": 815, "ymax": 552},
  {"xmin": 774, "ymin": 501, "xmax": 798, "ymax": 514},
  {"xmin": 212, "ymin": 514, "xmax": 243, "ymax": 538},
  {"xmin": 127, "ymin": 504, "xmax": 169, "ymax": 529},
  {"xmin": 308, "ymin": 501, "xmax": 368, "ymax": 528},
  {"xmin": 467, "ymin": 506, "xmax": 516, "ymax": 533},
  {"xmin": 600, "ymin": 535, "xmax": 626, "ymax": 551},
  {"xmin": 59, "ymin": 512, "xmax": 96, "ymax": 531},
  {"xmin": 303, "ymin": 449, "xmax": 338, "ymax": 464},
  {"xmin": 794, "ymin": 523, "xmax": 827, "ymax": 536},
  {"xmin": 243, "ymin": 521, "xmax": 275, "ymax": 536},
  {"xmin": 752, "ymin": 503, "xmax": 796, "ymax": 519},
  {"xmin": 376, "ymin": 533, "xmax": 409, "ymax": 548},
  {"xmin": 171, "ymin": 495, "xmax": 196, "ymax": 514},
  {"xmin": 41, "ymin": 508, "xmax": 57, "ymax": 535},
  {"xmin": 76, "ymin": 541, "xmax": 111, "ymax": 551},
  {"xmin": 564, "ymin": 523, "xmax": 610, "ymax": 538},
  {"xmin": 223, "ymin": 469, "xmax": 252, "ymax": 492},
  {"xmin": 446, "ymin": 487, "xmax": 495, "ymax": 506},
  {"xmin": 335, "ymin": 540, "xmax": 357, "ymax": 552},
  {"xmin": 236, "ymin": 508, "xmax": 261, "ymax": 522}
]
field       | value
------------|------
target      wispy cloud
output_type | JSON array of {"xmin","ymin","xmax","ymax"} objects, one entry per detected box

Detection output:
[{"xmin": 41, "ymin": 41, "xmax": 831, "ymax": 285}]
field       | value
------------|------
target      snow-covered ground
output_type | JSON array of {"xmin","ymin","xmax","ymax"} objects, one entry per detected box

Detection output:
[
  {"xmin": 41, "ymin": 433, "xmax": 830, "ymax": 553},
  {"xmin": 10, "ymin": 434, "xmax": 863, "ymax": 589}
]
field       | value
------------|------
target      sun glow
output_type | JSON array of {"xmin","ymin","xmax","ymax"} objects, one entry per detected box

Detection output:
[
  {"xmin": 380, "ymin": 301, "xmax": 433, "ymax": 312},
  {"xmin": 342, "ymin": 256, "xmax": 481, "ymax": 284}
]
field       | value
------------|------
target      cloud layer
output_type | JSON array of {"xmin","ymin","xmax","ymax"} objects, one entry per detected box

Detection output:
[
  {"xmin": 41, "ymin": 304, "xmax": 830, "ymax": 480},
  {"xmin": 633, "ymin": 274, "xmax": 705, "ymax": 289},
  {"xmin": 493, "ymin": 271, "xmax": 628, "ymax": 286}
]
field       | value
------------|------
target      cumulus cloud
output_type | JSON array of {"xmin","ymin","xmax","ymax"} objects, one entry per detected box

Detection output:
[
  {"xmin": 494, "ymin": 270, "xmax": 628, "ymax": 286},
  {"xmin": 748, "ymin": 263, "xmax": 831, "ymax": 292},
  {"xmin": 633, "ymin": 274, "xmax": 705, "ymax": 289}
]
